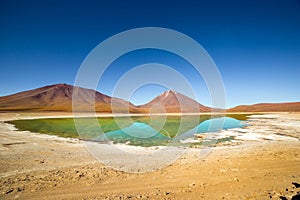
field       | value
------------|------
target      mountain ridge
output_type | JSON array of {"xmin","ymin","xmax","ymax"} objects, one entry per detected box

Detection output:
[
  {"xmin": 0, "ymin": 83, "xmax": 299, "ymax": 113},
  {"xmin": 227, "ymin": 102, "xmax": 300, "ymax": 112}
]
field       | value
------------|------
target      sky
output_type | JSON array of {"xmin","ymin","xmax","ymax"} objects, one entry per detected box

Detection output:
[{"xmin": 0, "ymin": 0, "xmax": 299, "ymax": 108}]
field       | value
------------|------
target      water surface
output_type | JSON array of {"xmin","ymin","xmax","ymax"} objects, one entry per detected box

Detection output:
[{"xmin": 6, "ymin": 114, "xmax": 248, "ymax": 147}]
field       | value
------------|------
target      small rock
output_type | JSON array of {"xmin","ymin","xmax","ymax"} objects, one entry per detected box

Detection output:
[
  {"xmin": 189, "ymin": 183, "xmax": 196, "ymax": 187},
  {"xmin": 5, "ymin": 188, "xmax": 14, "ymax": 194},
  {"xmin": 292, "ymin": 182, "xmax": 300, "ymax": 188},
  {"xmin": 166, "ymin": 192, "xmax": 170, "ymax": 195},
  {"xmin": 279, "ymin": 196, "xmax": 287, "ymax": 200}
]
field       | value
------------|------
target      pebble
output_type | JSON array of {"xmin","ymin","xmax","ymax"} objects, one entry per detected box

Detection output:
[
  {"xmin": 292, "ymin": 182, "xmax": 300, "ymax": 188},
  {"xmin": 279, "ymin": 196, "xmax": 288, "ymax": 200},
  {"xmin": 189, "ymin": 183, "xmax": 196, "ymax": 187},
  {"xmin": 5, "ymin": 188, "xmax": 14, "ymax": 194}
]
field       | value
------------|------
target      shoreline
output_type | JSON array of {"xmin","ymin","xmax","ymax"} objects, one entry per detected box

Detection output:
[
  {"xmin": 2, "ymin": 112, "xmax": 298, "ymax": 148},
  {"xmin": 0, "ymin": 111, "xmax": 285, "ymax": 121},
  {"xmin": 1, "ymin": 112, "xmax": 299, "ymax": 169},
  {"xmin": 0, "ymin": 112, "xmax": 299, "ymax": 199}
]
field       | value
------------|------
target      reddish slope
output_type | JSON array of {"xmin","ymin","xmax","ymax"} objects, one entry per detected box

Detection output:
[
  {"xmin": 2, "ymin": 84, "xmax": 298, "ymax": 113},
  {"xmin": 0, "ymin": 84, "xmax": 138, "ymax": 113},
  {"xmin": 228, "ymin": 102, "xmax": 300, "ymax": 112},
  {"xmin": 138, "ymin": 90, "xmax": 212, "ymax": 113}
]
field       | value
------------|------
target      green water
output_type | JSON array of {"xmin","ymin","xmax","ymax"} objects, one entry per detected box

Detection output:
[{"xmin": 6, "ymin": 114, "xmax": 249, "ymax": 147}]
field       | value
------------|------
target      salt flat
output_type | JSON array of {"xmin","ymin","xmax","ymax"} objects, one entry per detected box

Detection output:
[{"xmin": 0, "ymin": 112, "xmax": 299, "ymax": 199}]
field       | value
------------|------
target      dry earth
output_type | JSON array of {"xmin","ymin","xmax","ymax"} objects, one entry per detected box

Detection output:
[{"xmin": 0, "ymin": 112, "xmax": 299, "ymax": 200}]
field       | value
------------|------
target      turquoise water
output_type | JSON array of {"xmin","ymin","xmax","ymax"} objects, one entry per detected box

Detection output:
[
  {"xmin": 93, "ymin": 117, "xmax": 246, "ymax": 146},
  {"xmin": 7, "ymin": 115, "xmax": 248, "ymax": 147},
  {"xmin": 95, "ymin": 122, "xmax": 171, "ymax": 146},
  {"xmin": 165, "ymin": 117, "xmax": 247, "ymax": 143},
  {"xmin": 196, "ymin": 117, "xmax": 246, "ymax": 133}
]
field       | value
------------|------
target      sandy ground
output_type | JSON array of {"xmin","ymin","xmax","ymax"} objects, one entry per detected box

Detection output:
[{"xmin": 0, "ymin": 112, "xmax": 300, "ymax": 199}]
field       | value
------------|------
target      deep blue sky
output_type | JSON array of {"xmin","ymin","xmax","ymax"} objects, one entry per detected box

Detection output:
[{"xmin": 0, "ymin": 0, "xmax": 299, "ymax": 108}]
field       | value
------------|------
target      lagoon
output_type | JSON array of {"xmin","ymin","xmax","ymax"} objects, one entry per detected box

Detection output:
[{"xmin": 6, "ymin": 114, "xmax": 248, "ymax": 147}]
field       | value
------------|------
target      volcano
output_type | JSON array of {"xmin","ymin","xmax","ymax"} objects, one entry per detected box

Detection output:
[
  {"xmin": 0, "ymin": 83, "xmax": 139, "ymax": 113},
  {"xmin": 138, "ymin": 90, "xmax": 212, "ymax": 113}
]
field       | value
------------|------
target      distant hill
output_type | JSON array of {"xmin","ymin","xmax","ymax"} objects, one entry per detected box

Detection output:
[
  {"xmin": 227, "ymin": 102, "xmax": 300, "ymax": 112},
  {"xmin": 138, "ymin": 90, "xmax": 212, "ymax": 113},
  {"xmin": 0, "ymin": 84, "xmax": 139, "ymax": 113},
  {"xmin": 0, "ymin": 84, "xmax": 299, "ymax": 113}
]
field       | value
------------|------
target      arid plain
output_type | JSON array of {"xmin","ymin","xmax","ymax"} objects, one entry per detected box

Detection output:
[{"xmin": 0, "ymin": 112, "xmax": 299, "ymax": 200}]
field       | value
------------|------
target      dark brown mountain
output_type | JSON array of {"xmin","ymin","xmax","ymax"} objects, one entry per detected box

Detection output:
[
  {"xmin": 0, "ymin": 83, "xmax": 139, "ymax": 113},
  {"xmin": 227, "ymin": 102, "xmax": 300, "ymax": 112},
  {"xmin": 138, "ymin": 90, "xmax": 212, "ymax": 113}
]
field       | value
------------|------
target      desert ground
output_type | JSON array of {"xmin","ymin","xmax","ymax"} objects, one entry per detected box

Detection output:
[{"xmin": 0, "ymin": 112, "xmax": 300, "ymax": 199}]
